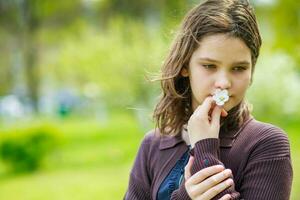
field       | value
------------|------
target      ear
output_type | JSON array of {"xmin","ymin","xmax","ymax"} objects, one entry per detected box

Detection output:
[{"xmin": 181, "ymin": 67, "xmax": 189, "ymax": 77}]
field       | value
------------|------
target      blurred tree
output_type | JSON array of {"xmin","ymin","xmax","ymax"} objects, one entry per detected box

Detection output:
[
  {"xmin": 0, "ymin": 0, "xmax": 83, "ymax": 111},
  {"xmin": 1, "ymin": 0, "xmax": 299, "ymax": 116},
  {"xmin": 0, "ymin": 2, "xmax": 17, "ymax": 95},
  {"xmin": 0, "ymin": 31, "xmax": 11, "ymax": 94},
  {"xmin": 271, "ymin": 0, "xmax": 300, "ymax": 66},
  {"xmin": 21, "ymin": 0, "xmax": 40, "ymax": 111},
  {"xmin": 97, "ymin": 0, "xmax": 199, "ymax": 27},
  {"xmin": 255, "ymin": 0, "xmax": 300, "ymax": 67}
]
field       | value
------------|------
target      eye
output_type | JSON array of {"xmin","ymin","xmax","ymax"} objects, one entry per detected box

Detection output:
[
  {"xmin": 232, "ymin": 66, "xmax": 246, "ymax": 72},
  {"xmin": 202, "ymin": 64, "xmax": 216, "ymax": 69}
]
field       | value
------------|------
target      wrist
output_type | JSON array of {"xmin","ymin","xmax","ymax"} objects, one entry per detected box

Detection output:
[
  {"xmin": 190, "ymin": 137, "xmax": 205, "ymax": 148},
  {"xmin": 190, "ymin": 135, "xmax": 218, "ymax": 148}
]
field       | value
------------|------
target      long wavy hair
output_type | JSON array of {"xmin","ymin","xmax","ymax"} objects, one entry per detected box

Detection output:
[{"xmin": 153, "ymin": 0, "xmax": 262, "ymax": 136}]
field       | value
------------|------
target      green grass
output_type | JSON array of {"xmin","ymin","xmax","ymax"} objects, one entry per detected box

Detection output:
[
  {"xmin": 0, "ymin": 166, "xmax": 132, "ymax": 200},
  {"xmin": 0, "ymin": 113, "xmax": 144, "ymax": 200},
  {"xmin": 0, "ymin": 115, "xmax": 299, "ymax": 199}
]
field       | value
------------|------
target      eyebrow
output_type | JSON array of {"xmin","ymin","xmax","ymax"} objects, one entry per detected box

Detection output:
[{"xmin": 196, "ymin": 57, "xmax": 251, "ymax": 66}]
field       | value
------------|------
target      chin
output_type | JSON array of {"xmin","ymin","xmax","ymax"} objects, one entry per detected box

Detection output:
[
  {"xmin": 223, "ymin": 105, "xmax": 231, "ymax": 112},
  {"xmin": 224, "ymin": 103, "xmax": 236, "ymax": 112}
]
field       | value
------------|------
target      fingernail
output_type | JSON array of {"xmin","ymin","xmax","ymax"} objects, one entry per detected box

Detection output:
[
  {"xmin": 226, "ymin": 179, "xmax": 233, "ymax": 186},
  {"xmin": 216, "ymin": 165, "xmax": 225, "ymax": 170},
  {"xmin": 224, "ymin": 169, "xmax": 232, "ymax": 176}
]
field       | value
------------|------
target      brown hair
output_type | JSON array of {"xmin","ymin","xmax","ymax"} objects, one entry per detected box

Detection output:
[{"xmin": 153, "ymin": 0, "xmax": 262, "ymax": 135}]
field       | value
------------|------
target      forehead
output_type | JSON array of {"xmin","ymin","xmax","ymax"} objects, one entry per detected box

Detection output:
[{"xmin": 192, "ymin": 34, "xmax": 252, "ymax": 64}]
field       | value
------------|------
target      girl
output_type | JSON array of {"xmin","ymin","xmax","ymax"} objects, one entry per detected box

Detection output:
[{"xmin": 125, "ymin": 0, "xmax": 293, "ymax": 199}]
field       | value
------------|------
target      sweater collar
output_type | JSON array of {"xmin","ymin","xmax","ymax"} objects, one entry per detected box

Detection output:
[
  {"xmin": 159, "ymin": 117, "xmax": 253, "ymax": 150},
  {"xmin": 159, "ymin": 132, "xmax": 184, "ymax": 150},
  {"xmin": 219, "ymin": 116, "xmax": 253, "ymax": 147}
]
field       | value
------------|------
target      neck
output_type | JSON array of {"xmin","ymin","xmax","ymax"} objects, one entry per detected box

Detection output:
[{"xmin": 181, "ymin": 125, "xmax": 191, "ymax": 145}]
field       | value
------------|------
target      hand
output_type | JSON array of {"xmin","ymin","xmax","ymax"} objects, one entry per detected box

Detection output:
[
  {"xmin": 187, "ymin": 96, "xmax": 227, "ymax": 147},
  {"xmin": 184, "ymin": 156, "xmax": 233, "ymax": 200}
]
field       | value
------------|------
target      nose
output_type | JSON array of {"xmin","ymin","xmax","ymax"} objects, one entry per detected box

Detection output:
[{"xmin": 214, "ymin": 71, "xmax": 231, "ymax": 89}]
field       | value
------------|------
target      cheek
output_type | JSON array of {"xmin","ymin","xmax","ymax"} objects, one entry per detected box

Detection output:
[
  {"xmin": 235, "ymin": 77, "xmax": 251, "ymax": 95},
  {"xmin": 190, "ymin": 75, "xmax": 211, "ymax": 94},
  {"xmin": 189, "ymin": 76, "xmax": 210, "ymax": 105}
]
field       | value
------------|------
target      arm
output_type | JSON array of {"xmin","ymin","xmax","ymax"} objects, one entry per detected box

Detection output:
[
  {"xmin": 172, "ymin": 97, "xmax": 234, "ymax": 199},
  {"xmin": 171, "ymin": 138, "xmax": 239, "ymax": 200},
  {"xmin": 124, "ymin": 135, "xmax": 152, "ymax": 200},
  {"xmin": 171, "ymin": 97, "xmax": 239, "ymax": 199},
  {"xmin": 238, "ymin": 128, "xmax": 292, "ymax": 200},
  {"xmin": 192, "ymin": 138, "xmax": 240, "ymax": 199},
  {"xmin": 125, "ymin": 173, "xmax": 152, "ymax": 200},
  {"xmin": 172, "ymin": 128, "xmax": 293, "ymax": 200}
]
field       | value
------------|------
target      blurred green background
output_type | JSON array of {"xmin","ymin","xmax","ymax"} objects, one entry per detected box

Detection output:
[{"xmin": 0, "ymin": 0, "xmax": 299, "ymax": 199}]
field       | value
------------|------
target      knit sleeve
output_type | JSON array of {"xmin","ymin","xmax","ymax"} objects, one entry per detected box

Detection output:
[
  {"xmin": 238, "ymin": 128, "xmax": 293, "ymax": 200},
  {"xmin": 192, "ymin": 138, "xmax": 240, "ymax": 199},
  {"xmin": 171, "ymin": 125, "xmax": 292, "ymax": 200},
  {"xmin": 124, "ymin": 135, "xmax": 152, "ymax": 200},
  {"xmin": 171, "ymin": 138, "xmax": 240, "ymax": 200}
]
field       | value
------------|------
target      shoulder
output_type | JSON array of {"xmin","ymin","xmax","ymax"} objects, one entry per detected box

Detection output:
[
  {"xmin": 133, "ymin": 129, "xmax": 177, "ymax": 176},
  {"xmin": 245, "ymin": 118, "xmax": 289, "ymax": 142},
  {"xmin": 241, "ymin": 118, "xmax": 291, "ymax": 160},
  {"xmin": 140, "ymin": 129, "xmax": 161, "ymax": 147},
  {"xmin": 139, "ymin": 128, "xmax": 184, "ymax": 153},
  {"xmin": 137, "ymin": 129, "xmax": 163, "ymax": 156},
  {"xmin": 130, "ymin": 129, "xmax": 162, "ymax": 174}
]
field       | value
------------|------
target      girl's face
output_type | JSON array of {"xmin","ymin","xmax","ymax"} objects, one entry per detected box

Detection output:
[{"xmin": 181, "ymin": 34, "xmax": 252, "ymax": 111}]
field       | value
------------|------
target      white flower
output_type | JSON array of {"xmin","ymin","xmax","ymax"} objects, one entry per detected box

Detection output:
[{"xmin": 212, "ymin": 89, "xmax": 229, "ymax": 106}]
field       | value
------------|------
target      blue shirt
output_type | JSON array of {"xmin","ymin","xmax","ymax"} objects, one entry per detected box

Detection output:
[{"xmin": 157, "ymin": 148, "xmax": 190, "ymax": 200}]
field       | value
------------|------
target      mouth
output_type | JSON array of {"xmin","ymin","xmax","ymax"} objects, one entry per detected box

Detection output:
[{"xmin": 210, "ymin": 93, "xmax": 233, "ymax": 97}]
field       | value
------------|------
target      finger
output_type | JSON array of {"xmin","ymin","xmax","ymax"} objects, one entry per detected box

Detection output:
[
  {"xmin": 194, "ymin": 97, "xmax": 214, "ymax": 117},
  {"xmin": 208, "ymin": 102, "xmax": 216, "ymax": 118},
  {"xmin": 192, "ymin": 168, "xmax": 232, "ymax": 196},
  {"xmin": 211, "ymin": 105, "xmax": 222, "ymax": 126},
  {"xmin": 188, "ymin": 165, "xmax": 224, "ymax": 185},
  {"xmin": 221, "ymin": 108, "xmax": 228, "ymax": 117},
  {"xmin": 200, "ymin": 178, "xmax": 233, "ymax": 200},
  {"xmin": 219, "ymin": 194, "xmax": 232, "ymax": 200},
  {"xmin": 184, "ymin": 156, "xmax": 194, "ymax": 180}
]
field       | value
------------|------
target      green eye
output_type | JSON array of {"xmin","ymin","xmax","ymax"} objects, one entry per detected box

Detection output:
[
  {"xmin": 203, "ymin": 64, "xmax": 216, "ymax": 69},
  {"xmin": 233, "ymin": 66, "xmax": 246, "ymax": 71}
]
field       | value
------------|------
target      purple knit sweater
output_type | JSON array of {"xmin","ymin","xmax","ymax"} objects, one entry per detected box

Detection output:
[{"xmin": 124, "ymin": 118, "xmax": 293, "ymax": 200}]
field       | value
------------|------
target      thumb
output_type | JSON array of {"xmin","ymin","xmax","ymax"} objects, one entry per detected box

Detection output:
[
  {"xmin": 211, "ymin": 105, "xmax": 222, "ymax": 127},
  {"xmin": 184, "ymin": 156, "xmax": 194, "ymax": 180}
]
